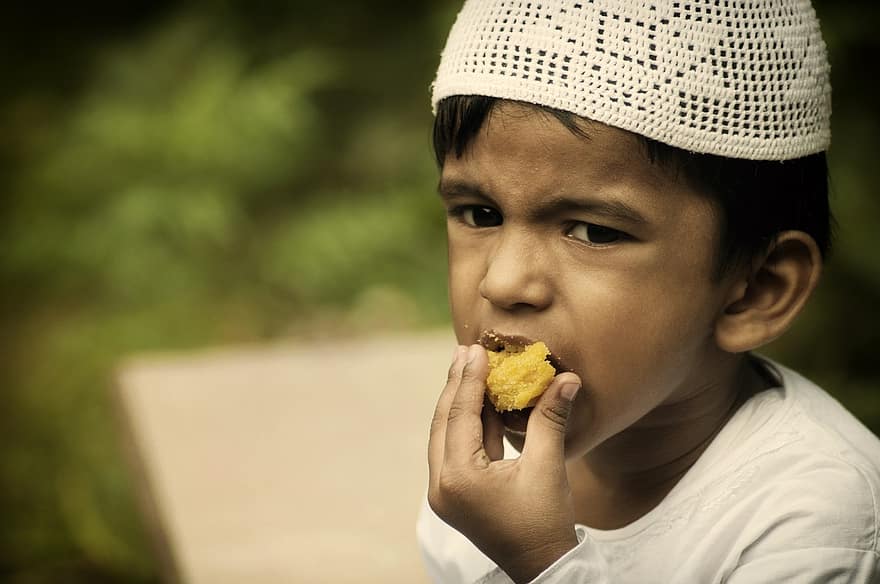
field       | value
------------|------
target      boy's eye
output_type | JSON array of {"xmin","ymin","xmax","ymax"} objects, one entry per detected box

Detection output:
[
  {"xmin": 566, "ymin": 222, "xmax": 626, "ymax": 246},
  {"xmin": 460, "ymin": 206, "xmax": 503, "ymax": 227}
]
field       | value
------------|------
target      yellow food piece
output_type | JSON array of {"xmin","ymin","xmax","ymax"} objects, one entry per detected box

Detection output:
[{"xmin": 486, "ymin": 341, "xmax": 556, "ymax": 411}]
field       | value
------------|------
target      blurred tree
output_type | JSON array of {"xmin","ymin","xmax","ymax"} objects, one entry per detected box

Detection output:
[
  {"xmin": 0, "ymin": 2, "xmax": 456, "ymax": 581},
  {"xmin": 765, "ymin": 0, "xmax": 880, "ymax": 431}
]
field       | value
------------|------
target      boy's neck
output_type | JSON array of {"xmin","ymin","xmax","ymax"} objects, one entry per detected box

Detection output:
[{"xmin": 566, "ymin": 354, "xmax": 771, "ymax": 530}]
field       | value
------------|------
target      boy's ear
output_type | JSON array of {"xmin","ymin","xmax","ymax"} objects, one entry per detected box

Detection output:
[{"xmin": 715, "ymin": 231, "xmax": 823, "ymax": 353}]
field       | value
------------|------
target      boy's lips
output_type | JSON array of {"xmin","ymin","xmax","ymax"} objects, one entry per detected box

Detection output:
[{"xmin": 477, "ymin": 329, "xmax": 570, "ymax": 373}]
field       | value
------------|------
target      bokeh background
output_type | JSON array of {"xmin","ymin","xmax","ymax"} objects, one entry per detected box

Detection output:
[{"xmin": 1, "ymin": 1, "xmax": 877, "ymax": 582}]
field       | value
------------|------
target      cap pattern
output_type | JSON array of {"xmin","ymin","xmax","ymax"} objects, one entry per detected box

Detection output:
[{"xmin": 432, "ymin": 0, "xmax": 831, "ymax": 160}]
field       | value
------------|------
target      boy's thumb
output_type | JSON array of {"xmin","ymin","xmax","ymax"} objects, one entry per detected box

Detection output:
[{"xmin": 522, "ymin": 374, "xmax": 581, "ymax": 462}]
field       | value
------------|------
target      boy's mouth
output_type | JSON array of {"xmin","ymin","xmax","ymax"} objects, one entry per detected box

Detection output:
[
  {"xmin": 478, "ymin": 329, "xmax": 570, "ymax": 434},
  {"xmin": 477, "ymin": 329, "xmax": 569, "ymax": 373}
]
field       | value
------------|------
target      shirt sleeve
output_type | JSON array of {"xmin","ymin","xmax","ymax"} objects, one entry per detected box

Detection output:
[
  {"xmin": 474, "ymin": 526, "xmax": 610, "ymax": 584},
  {"xmin": 724, "ymin": 547, "xmax": 880, "ymax": 584}
]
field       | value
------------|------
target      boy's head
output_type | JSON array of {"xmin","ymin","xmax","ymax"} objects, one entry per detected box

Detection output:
[
  {"xmin": 433, "ymin": 0, "xmax": 833, "ymax": 279},
  {"xmin": 431, "ymin": 1, "xmax": 832, "ymax": 455}
]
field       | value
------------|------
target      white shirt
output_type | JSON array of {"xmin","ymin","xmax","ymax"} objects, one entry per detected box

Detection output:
[{"xmin": 417, "ymin": 360, "xmax": 880, "ymax": 583}]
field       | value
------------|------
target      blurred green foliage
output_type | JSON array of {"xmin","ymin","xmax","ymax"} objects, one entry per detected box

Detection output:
[{"xmin": 0, "ymin": 1, "xmax": 877, "ymax": 581}]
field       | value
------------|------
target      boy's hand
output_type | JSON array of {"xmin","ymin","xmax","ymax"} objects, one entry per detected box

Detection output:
[{"xmin": 428, "ymin": 344, "xmax": 582, "ymax": 584}]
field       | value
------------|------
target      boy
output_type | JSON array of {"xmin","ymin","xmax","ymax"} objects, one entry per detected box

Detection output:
[{"xmin": 418, "ymin": 1, "xmax": 880, "ymax": 583}]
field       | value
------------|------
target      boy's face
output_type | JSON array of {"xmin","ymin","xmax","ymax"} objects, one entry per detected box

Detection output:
[{"xmin": 439, "ymin": 102, "xmax": 736, "ymax": 458}]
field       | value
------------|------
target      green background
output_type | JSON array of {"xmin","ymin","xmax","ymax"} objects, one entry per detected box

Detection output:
[{"xmin": 1, "ymin": 1, "xmax": 877, "ymax": 581}]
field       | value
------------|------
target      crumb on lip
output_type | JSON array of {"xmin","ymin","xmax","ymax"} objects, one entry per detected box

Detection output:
[{"xmin": 478, "ymin": 330, "xmax": 533, "ymax": 352}]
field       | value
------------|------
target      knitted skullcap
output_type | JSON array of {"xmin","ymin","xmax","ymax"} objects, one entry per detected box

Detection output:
[{"xmin": 432, "ymin": 0, "xmax": 831, "ymax": 160}]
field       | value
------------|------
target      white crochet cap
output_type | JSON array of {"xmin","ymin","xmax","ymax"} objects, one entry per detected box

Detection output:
[{"xmin": 432, "ymin": 0, "xmax": 831, "ymax": 160}]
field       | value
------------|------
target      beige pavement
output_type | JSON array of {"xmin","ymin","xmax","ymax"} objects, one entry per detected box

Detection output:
[{"xmin": 116, "ymin": 329, "xmax": 455, "ymax": 584}]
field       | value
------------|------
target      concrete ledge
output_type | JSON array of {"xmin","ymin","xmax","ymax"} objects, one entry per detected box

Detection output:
[{"xmin": 115, "ymin": 330, "xmax": 454, "ymax": 583}]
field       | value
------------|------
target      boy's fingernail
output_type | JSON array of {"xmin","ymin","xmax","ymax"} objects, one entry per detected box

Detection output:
[
  {"xmin": 560, "ymin": 382, "xmax": 580, "ymax": 402},
  {"xmin": 467, "ymin": 344, "xmax": 480, "ymax": 363}
]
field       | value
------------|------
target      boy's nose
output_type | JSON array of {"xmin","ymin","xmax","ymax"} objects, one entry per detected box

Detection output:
[{"xmin": 478, "ymin": 232, "xmax": 553, "ymax": 311}]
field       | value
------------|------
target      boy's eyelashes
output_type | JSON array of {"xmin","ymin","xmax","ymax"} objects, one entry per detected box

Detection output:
[
  {"xmin": 449, "ymin": 205, "xmax": 503, "ymax": 228},
  {"xmin": 565, "ymin": 222, "xmax": 628, "ymax": 246},
  {"xmin": 447, "ymin": 204, "xmax": 630, "ymax": 247}
]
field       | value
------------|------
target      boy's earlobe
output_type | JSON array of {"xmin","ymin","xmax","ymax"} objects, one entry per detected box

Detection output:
[{"xmin": 715, "ymin": 231, "xmax": 823, "ymax": 354}]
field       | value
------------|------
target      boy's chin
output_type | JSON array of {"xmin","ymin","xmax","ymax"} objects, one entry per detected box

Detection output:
[
  {"xmin": 501, "ymin": 409, "xmax": 583, "ymax": 458},
  {"xmin": 503, "ymin": 429, "xmax": 526, "ymax": 453},
  {"xmin": 500, "ymin": 409, "xmax": 532, "ymax": 454},
  {"xmin": 500, "ymin": 407, "xmax": 533, "ymax": 434}
]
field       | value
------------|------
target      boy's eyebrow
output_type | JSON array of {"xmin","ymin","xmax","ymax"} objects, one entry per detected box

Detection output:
[
  {"xmin": 436, "ymin": 178, "xmax": 492, "ymax": 202},
  {"xmin": 438, "ymin": 178, "xmax": 649, "ymax": 226},
  {"xmin": 535, "ymin": 195, "xmax": 650, "ymax": 226}
]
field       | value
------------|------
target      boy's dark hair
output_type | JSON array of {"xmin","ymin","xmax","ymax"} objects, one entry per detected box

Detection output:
[{"xmin": 433, "ymin": 95, "xmax": 834, "ymax": 279}]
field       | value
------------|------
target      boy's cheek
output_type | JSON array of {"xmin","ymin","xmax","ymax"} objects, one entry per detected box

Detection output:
[
  {"xmin": 450, "ymin": 304, "xmax": 480, "ymax": 345},
  {"xmin": 447, "ymin": 258, "xmax": 484, "ymax": 331},
  {"xmin": 560, "ymin": 394, "xmax": 601, "ymax": 457}
]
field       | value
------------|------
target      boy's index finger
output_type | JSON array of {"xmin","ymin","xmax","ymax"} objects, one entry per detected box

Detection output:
[
  {"xmin": 428, "ymin": 345, "xmax": 470, "ymax": 483},
  {"xmin": 444, "ymin": 344, "xmax": 491, "ymax": 468}
]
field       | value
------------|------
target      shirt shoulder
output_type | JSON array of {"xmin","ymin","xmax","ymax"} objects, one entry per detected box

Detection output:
[
  {"xmin": 737, "ymin": 448, "xmax": 878, "ymax": 556},
  {"xmin": 706, "ymin": 360, "xmax": 880, "ymax": 555}
]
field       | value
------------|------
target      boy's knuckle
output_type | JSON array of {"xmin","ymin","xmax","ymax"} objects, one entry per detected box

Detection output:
[
  {"xmin": 429, "ymin": 408, "xmax": 446, "ymax": 434},
  {"xmin": 446, "ymin": 401, "xmax": 470, "ymax": 424},
  {"xmin": 438, "ymin": 468, "xmax": 470, "ymax": 500},
  {"xmin": 460, "ymin": 361, "xmax": 481, "ymax": 383},
  {"xmin": 446, "ymin": 361, "xmax": 459, "ymax": 383},
  {"xmin": 427, "ymin": 486, "xmax": 444, "ymax": 515},
  {"xmin": 539, "ymin": 402, "xmax": 571, "ymax": 430}
]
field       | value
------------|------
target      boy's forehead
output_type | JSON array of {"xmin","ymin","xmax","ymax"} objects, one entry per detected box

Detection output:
[{"xmin": 447, "ymin": 102, "xmax": 672, "ymax": 194}]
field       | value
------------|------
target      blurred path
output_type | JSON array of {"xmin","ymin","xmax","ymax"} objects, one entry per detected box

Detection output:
[{"xmin": 116, "ymin": 329, "xmax": 454, "ymax": 584}]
